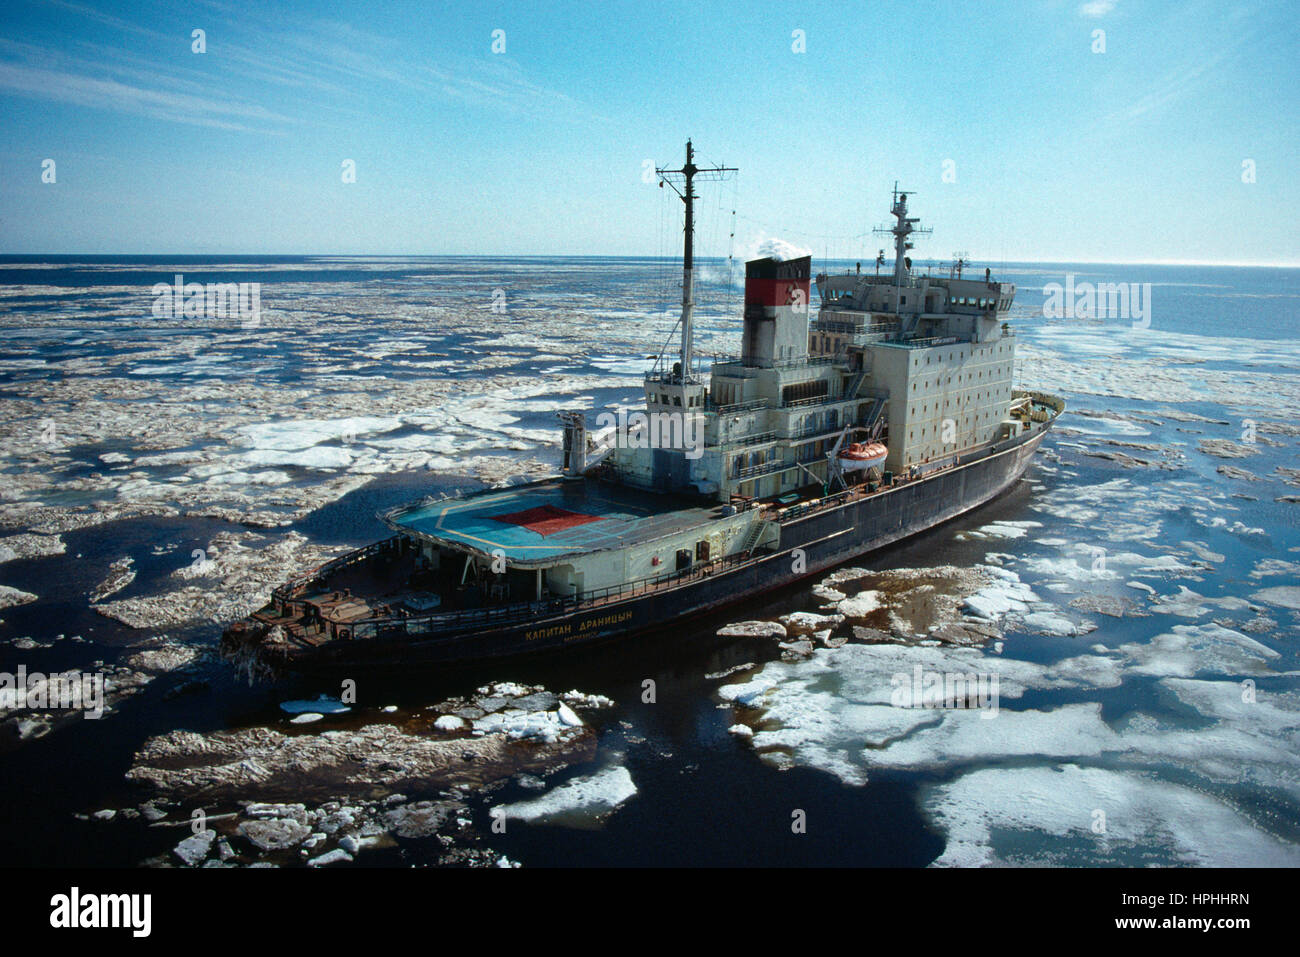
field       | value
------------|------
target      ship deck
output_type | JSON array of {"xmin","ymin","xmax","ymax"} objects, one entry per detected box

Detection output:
[{"xmin": 385, "ymin": 478, "xmax": 724, "ymax": 564}]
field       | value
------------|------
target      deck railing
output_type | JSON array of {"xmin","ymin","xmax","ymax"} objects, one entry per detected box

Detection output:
[
  {"xmin": 734, "ymin": 459, "xmax": 789, "ymax": 480},
  {"xmin": 709, "ymin": 397, "xmax": 769, "ymax": 415},
  {"xmin": 271, "ymin": 536, "xmax": 403, "ymax": 602},
  {"xmin": 721, "ymin": 430, "xmax": 777, "ymax": 448},
  {"xmin": 343, "ymin": 544, "xmax": 771, "ymax": 640}
]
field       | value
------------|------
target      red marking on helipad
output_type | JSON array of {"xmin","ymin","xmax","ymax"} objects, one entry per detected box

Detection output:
[{"xmin": 492, "ymin": 504, "xmax": 605, "ymax": 536}]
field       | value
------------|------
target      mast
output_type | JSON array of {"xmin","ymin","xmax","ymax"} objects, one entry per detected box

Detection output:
[
  {"xmin": 680, "ymin": 141, "xmax": 697, "ymax": 380},
  {"xmin": 656, "ymin": 140, "xmax": 736, "ymax": 383},
  {"xmin": 873, "ymin": 183, "xmax": 931, "ymax": 286}
]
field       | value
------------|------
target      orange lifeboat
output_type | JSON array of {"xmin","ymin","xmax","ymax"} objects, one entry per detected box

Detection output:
[{"xmin": 836, "ymin": 441, "xmax": 887, "ymax": 472}]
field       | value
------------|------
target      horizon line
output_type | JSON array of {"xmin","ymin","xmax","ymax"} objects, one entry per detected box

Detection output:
[{"xmin": 1, "ymin": 253, "xmax": 1298, "ymax": 269}]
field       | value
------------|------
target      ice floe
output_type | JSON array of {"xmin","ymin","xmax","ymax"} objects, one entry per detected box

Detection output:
[
  {"xmin": 1252, "ymin": 586, "xmax": 1300, "ymax": 611},
  {"xmin": 0, "ymin": 533, "xmax": 64, "ymax": 564},
  {"xmin": 1116, "ymin": 623, "xmax": 1279, "ymax": 678},
  {"xmin": 493, "ymin": 764, "xmax": 636, "ymax": 827},
  {"xmin": 93, "ymin": 530, "xmax": 346, "ymax": 629},
  {"xmin": 926, "ymin": 763, "xmax": 1300, "ymax": 867},
  {"xmin": 0, "ymin": 585, "xmax": 37, "ymax": 609}
]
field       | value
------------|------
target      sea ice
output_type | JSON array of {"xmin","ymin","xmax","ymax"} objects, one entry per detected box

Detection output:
[
  {"xmin": 836, "ymin": 590, "xmax": 882, "ymax": 618},
  {"xmin": 1116, "ymin": 622, "xmax": 1279, "ymax": 678},
  {"xmin": 1252, "ymin": 587, "xmax": 1300, "ymax": 611},
  {"xmin": 493, "ymin": 765, "xmax": 636, "ymax": 826},
  {"xmin": 925, "ymin": 764, "xmax": 1300, "ymax": 867},
  {"xmin": 716, "ymin": 621, "xmax": 786, "ymax": 638},
  {"xmin": 0, "ymin": 585, "xmax": 37, "ymax": 609}
]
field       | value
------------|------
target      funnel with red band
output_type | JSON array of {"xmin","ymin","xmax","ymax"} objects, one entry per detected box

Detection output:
[{"xmin": 742, "ymin": 255, "xmax": 812, "ymax": 367}]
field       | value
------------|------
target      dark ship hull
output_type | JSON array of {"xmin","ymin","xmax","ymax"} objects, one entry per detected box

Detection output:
[{"xmin": 222, "ymin": 419, "xmax": 1052, "ymax": 676}]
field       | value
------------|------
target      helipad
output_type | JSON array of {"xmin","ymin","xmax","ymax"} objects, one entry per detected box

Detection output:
[{"xmin": 385, "ymin": 478, "xmax": 720, "ymax": 564}]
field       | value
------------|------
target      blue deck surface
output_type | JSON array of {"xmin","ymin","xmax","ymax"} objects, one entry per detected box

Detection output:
[{"xmin": 389, "ymin": 479, "xmax": 717, "ymax": 562}]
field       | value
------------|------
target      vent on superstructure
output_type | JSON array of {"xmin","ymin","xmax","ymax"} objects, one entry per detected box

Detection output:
[{"xmin": 781, "ymin": 379, "xmax": 829, "ymax": 405}]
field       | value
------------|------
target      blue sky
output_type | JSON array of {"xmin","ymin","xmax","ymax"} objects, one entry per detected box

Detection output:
[{"xmin": 0, "ymin": 0, "xmax": 1295, "ymax": 263}]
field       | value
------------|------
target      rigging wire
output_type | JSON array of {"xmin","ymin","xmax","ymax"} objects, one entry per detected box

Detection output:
[
  {"xmin": 649, "ymin": 151, "xmax": 745, "ymax": 369},
  {"xmin": 653, "ymin": 173, "xmax": 671, "ymax": 374}
]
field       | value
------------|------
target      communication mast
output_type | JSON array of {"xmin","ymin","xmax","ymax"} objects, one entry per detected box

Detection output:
[
  {"xmin": 872, "ymin": 183, "xmax": 932, "ymax": 284},
  {"xmin": 656, "ymin": 141, "xmax": 737, "ymax": 382}
]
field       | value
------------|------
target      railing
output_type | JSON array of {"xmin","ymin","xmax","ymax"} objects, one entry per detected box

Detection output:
[
  {"xmin": 781, "ymin": 355, "xmax": 836, "ymax": 369},
  {"xmin": 712, "ymin": 354, "xmax": 836, "ymax": 375},
  {"xmin": 272, "ymin": 535, "xmax": 403, "ymax": 602},
  {"xmin": 735, "ymin": 459, "xmax": 789, "ymax": 480},
  {"xmin": 789, "ymin": 400, "xmax": 1057, "ymax": 521},
  {"xmin": 344, "ymin": 544, "xmax": 774, "ymax": 640},
  {"xmin": 887, "ymin": 335, "xmax": 968, "ymax": 349},
  {"xmin": 379, "ymin": 491, "xmax": 455, "ymax": 527},
  {"xmin": 782, "ymin": 423, "xmax": 842, "ymax": 441},
  {"xmin": 778, "ymin": 490, "xmax": 853, "ymax": 523},
  {"xmin": 818, "ymin": 273, "xmax": 928, "ymax": 290},
  {"xmin": 644, "ymin": 370, "xmax": 706, "ymax": 385},
  {"xmin": 813, "ymin": 314, "xmax": 900, "ymax": 332},
  {"xmin": 709, "ymin": 397, "xmax": 768, "ymax": 415},
  {"xmin": 711, "ymin": 362, "xmax": 761, "ymax": 380},
  {"xmin": 783, "ymin": 393, "xmax": 838, "ymax": 409},
  {"xmin": 721, "ymin": 430, "xmax": 777, "ymax": 448},
  {"xmin": 810, "ymin": 319, "xmax": 864, "ymax": 334}
]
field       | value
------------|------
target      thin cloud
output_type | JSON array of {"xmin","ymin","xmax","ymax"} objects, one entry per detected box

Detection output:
[
  {"xmin": 2, "ymin": 4, "xmax": 611, "ymax": 132},
  {"xmin": 1078, "ymin": 0, "xmax": 1117, "ymax": 17},
  {"xmin": 44, "ymin": 0, "xmax": 175, "ymax": 42},
  {"xmin": 1107, "ymin": 45, "xmax": 1233, "ymax": 124},
  {"xmin": 270, "ymin": 18, "xmax": 605, "ymax": 120},
  {"xmin": 0, "ymin": 60, "xmax": 293, "ymax": 132}
]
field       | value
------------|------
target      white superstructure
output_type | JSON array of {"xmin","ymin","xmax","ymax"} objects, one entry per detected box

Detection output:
[{"xmin": 584, "ymin": 176, "xmax": 1025, "ymax": 499}]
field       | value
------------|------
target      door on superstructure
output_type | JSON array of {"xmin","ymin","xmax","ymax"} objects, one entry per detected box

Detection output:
[{"xmin": 652, "ymin": 448, "xmax": 690, "ymax": 491}]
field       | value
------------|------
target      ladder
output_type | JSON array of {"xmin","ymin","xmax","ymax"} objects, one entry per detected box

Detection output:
[
  {"xmin": 864, "ymin": 398, "xmax": 886, "ymax": 442},
  {"xmin": 738, "ymin": 519, "xmax": 766, "ymax": 556}
]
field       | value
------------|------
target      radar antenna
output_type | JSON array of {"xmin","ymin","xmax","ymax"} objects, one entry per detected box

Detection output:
[{"xmin": 872, "ymin": 183, "xmax": 932, "ymax": 284}]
